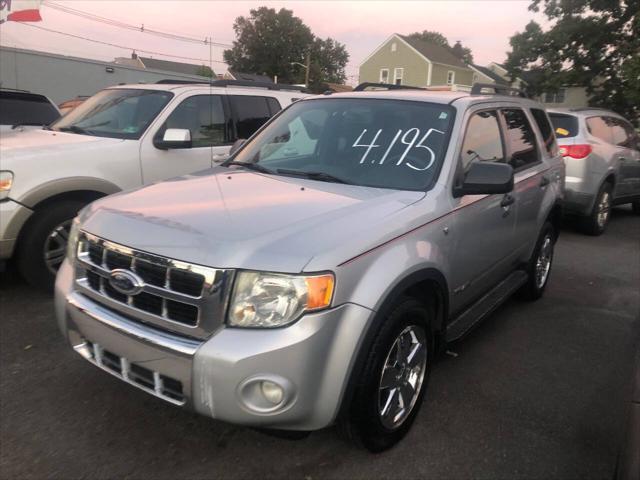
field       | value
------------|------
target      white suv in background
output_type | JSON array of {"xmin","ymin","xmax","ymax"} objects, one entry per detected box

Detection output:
[{"xmin": 0, "ymin": 80, "xmax": 306, "ymax": 288}]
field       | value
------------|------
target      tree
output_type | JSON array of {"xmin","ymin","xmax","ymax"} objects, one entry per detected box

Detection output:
[
  {"xmin": 406, "ymin": 30, "xmax": 474, "ymax": 64},
  {"xmin": 195, "ymin": 65, "xmax": 214, "ymax": 78},
  {"xmin": 223, "ymin": 7, "xmax": 349, "ymax": 89},
  {"xmin": 505, "ymin": 0, "xmax": 640, "ymax": 124}
]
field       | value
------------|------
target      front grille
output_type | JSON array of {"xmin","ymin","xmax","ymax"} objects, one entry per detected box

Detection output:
[
  {"xmin": 74, "ymin": 232, "xmax": 232, "ymax": 339},
  {"xmin": 84, "ymin": 340, "xmax": 184, "ymax": 405}
]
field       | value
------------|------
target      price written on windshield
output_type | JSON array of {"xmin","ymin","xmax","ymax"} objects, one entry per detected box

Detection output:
[{"xmin": 352, "ymin": 128, "xmax": 445, "ymax": 171}]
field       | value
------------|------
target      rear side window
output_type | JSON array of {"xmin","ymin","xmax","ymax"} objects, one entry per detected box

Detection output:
[
  {"xmin": 0, "ymin": 92, "xmax": 60, "ymax": 126},
  {"xmin": 586, "ymin": 116, "xmax": 612, "ymax": 143},
  {"xmin": 502, "ymin": 109, "xmax": 540, "ymax": 170},
  {"xmin": 460, "ymin": 110, "xmax": 504, "ymax": 171},
  {"xmin": 530, "ymin": 108, "xmax": 557, "ymax": 155},
  {"xmin": 230, "ymin": 96, "xmax": 276, "ymax": 139},
  {"xmin": 608, "ymin": 117, "xmax": 637, "ymax": 148},
  {"xmin": 549, "ymin": 113, "xmax": 579, "ymax": 138}
]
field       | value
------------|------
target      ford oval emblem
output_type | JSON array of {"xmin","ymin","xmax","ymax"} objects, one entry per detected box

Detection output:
[{"xmin": 108, "ymin": 269, "xmax": 144, "ymax": 296}]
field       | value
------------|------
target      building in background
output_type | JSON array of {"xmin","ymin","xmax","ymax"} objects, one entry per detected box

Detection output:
[
  {"xmin": 359, "ymin": 33, "xmax": 473, "ymax": 89},
  {"xmin": 1, "ymin": 46, "xmax": 213, "ymax": 104}
]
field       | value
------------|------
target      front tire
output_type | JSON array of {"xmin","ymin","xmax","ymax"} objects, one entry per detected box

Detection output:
[
  {"xmin": 16, "ymin": 200, "xmax": 85, "ymax": 290},
  {"xmin": 338, "ymin": 297, "xmax": 432, "ymax": 452},
  {"xmin": 518, "ymin": 221, "xmax": 556, "ymax": 301}
]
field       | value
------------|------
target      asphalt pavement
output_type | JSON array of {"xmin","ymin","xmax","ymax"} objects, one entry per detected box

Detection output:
[{"xmin": 1, "ymin": 207, "xmax": 638, "ymax": 479}]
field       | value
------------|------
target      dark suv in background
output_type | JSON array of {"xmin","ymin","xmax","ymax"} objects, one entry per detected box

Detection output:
[{"xmin": 0, "ymin": 89, "xmax": 61, "ymax": 132}]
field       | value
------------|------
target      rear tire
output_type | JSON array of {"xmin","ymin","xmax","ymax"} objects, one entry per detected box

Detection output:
[
  {"xmin": 518, "ymin": 221, "xmax": 556, "ymax": 301},
  {"xmin": 582, "ymin": 182, "xmax": 612, "ymax": 235},
  {"xmin": 338, "ymin": 297, "xmax": 432, "ymax": 452},
  {"xmin": 17, "ymin": 200, "xmax": 85, "ymax": 290}
]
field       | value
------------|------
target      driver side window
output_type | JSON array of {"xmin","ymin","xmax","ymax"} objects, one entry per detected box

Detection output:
[
  {"xmin": 460, "ymin": 110, "xmax": 504, "ymax": 171},
  {"xmin": 159, "ymin": 95, "xmax": 228, "ymax": 148}
]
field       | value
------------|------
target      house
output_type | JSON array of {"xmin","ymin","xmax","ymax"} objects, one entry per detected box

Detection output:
[
  {"xmin": 359, "ymin": 33, "xmax": 474, "ymax": 89},
  {"xmin": 518, "ymin": 70, "xmax": 590, "ymax": 108},
  {"xmin": 226, "ymin": 70, "xmax": 272, "ymax": 83},
  {"xmin": 469, "ymin": 64, "xmax": 509, "ymax": 86},
  {"xmin": 114, "ymin": 52, "xmax": 215, "ymax": 77}
]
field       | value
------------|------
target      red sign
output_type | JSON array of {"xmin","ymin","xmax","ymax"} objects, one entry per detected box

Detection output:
[{"xmin": 0, "ymin": 0, "xmax": 43, "ymax": 24}]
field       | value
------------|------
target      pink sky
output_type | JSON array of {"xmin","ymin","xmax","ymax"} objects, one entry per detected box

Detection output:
[{"xmin": 0, "ymin": 1, "xmax": 545, "ymax": 83}]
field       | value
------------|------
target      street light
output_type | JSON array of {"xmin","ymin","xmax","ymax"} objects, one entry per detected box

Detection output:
[{"xmin": 290, "ymin": 55, "xmax": 310, "ymax": 88}]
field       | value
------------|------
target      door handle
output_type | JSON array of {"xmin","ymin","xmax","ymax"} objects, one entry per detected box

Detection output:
[
  {"xmin": 501, "ymin": 194, "xmax": 515, "ymax": 207},
  {"xmin": 540, "ymin": 176, "xmax": 550, "ymax": 187}
]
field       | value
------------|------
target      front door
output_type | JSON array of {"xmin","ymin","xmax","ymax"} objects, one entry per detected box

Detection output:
[
  {"xmin": 448, "ymin": 108, "xmax": 518, "ymax": 314},
  {"xmin": 139, "ymin": 94, "xmax": 232, "ymax": 184},
  {"xmin": 610, "ymin": 117, "xmax": 640, "ymax": 199}
]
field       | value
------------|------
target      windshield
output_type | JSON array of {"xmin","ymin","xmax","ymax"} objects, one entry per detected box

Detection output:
[
  {"xmin": 0, "ymin": 92, "xmax": 60, "ymax": 126},
  {"xmin": 51, "ymin": 89, "xmax": 173, "ymax": 139},
  {"xmin": 231, "ymin": 98, "xmax": 454, "ymax": 191}
]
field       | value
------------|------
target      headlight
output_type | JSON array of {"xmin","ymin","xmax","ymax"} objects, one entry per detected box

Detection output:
[
  {"xmin": 66, "ymin": 217, "xmax": 81, "ymax": 262},
  {"xmin": 228, "ymin": 271, "xmax": 334, "ymax": 328},
  {"xmin": 0, "ymin": 171, "xmax": 13, "ymax": 200}
]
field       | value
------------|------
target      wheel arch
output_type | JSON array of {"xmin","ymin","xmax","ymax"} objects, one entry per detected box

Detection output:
[
  {"xmin": 336, "ymin": 267, "xmax": 449, "ymax": 422},
  {"xmin": 19, "ymin": 177, "xmax": 121, "ymax": 210}
]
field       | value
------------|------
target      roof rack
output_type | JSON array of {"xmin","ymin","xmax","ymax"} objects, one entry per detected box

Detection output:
[
  {"xmin": 470, "ymin": 83, "xmax": 528, "ymax": 98},
  {"xmin": 353, "ymin": 82, "xmax": 426, "ymax": 92},
  {"xmin": 0, "ymin": 87, "xmax": 31, "ymax": 93},
  {"xmin": 155, "ymin": 79, "xmax": 308, "ymax": 92}
]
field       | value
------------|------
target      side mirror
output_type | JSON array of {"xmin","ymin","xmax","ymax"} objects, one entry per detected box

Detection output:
[
  {"xmin": 454, "ymin": 161, "xmax": 514, "ymax": 197},
  {"xmin": 229, "ymin": 138, "xmax": 246, "ymax": 156},
  {"xmin": 154, "ymin": 128, "xmax": 192, "ymax": 150}
]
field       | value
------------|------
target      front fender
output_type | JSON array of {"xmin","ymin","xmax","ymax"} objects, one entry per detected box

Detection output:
[{"xmin": 19, "ymin": 176, "xmax": 121, "ymax": 209}]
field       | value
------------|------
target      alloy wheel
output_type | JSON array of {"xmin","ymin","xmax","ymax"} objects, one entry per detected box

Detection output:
[
  {"xmin": 43, "ymin": 219, "xmax": 72, "ymax": 274},
  {"xmin": 377, "ymin": 325, "xmax": 427, "ymax": 430},
  {"xmin": 596, "ymin": 191, "xmax": 611, "ymax": 229},
  {"xmin": 535, "ymin": 234, "xmax": 553, "ymax": 289}
]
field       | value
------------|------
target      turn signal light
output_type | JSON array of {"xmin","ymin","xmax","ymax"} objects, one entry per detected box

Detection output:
[
  {"xmin": 559, "ymin": 144, "xmax": 592, "ymax": 159},
  {"xmin": 304, "ymin": 275, "xmax": 334, "ymax": 310}
]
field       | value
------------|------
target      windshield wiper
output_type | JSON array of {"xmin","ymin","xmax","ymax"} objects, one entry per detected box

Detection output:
[
  {"xmin": 225, "ymin": 161, "xmax": 273, "ymax": 174},
  {"xmin": 11, "ymin": 122, "xmax": 51, "ymax": 130},
  {"xmin": 57, "ymin": 125, "xmax": 91, "ymax": 135},
  {"xmin": 276, "ymin": 169, "xmax": 352, "ymax": 185}
]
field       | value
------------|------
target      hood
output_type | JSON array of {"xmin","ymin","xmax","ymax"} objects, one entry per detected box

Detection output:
[
  {"xmin": 81, "ymin": 168, "xmax": 426, "ymax": 272},
  {"xmin": 0, "ymin": 128, "xmax": 124, "ymax": 160}
]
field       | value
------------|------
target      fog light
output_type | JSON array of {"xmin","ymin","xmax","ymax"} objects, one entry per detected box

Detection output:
[{"xmin": 260, "ymin": 380, "xmax": 284, "ymax": 405}]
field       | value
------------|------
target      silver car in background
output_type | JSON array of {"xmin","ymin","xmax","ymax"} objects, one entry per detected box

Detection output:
[{"xmin": 548, "ymin": 108, "xmax": 640, "ymax": 234}]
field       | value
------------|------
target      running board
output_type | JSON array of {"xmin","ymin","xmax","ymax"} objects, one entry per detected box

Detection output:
[{"xmin": 445, "ymin": 270, "xmax": 528, "ymax": 342}]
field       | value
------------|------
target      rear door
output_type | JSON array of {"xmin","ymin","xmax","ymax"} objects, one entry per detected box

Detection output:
[
  {"xmin": 448, "ymin": 108, "xmax": 518, "ymax": 312},
  {"xmin": 139, "ymin": 93, "xmax": 232, "ymax": 183},
  {"xmin": 499, "ymin": 107, "xmax": 550, "ymax": 259}
]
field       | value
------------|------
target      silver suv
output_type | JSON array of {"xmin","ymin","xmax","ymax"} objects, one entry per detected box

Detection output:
[
  {"xmin": 548, "ymin": 108, "xmax": 640, "ymax": 234},
  {"xmin": 55, "ymin": 84, "xmax": 564, "ymax": 452}
]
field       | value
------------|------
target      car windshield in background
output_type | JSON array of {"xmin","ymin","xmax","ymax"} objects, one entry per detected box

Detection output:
[
  {"xmin": 549, "ymin": 113, "xmax": 579, "ymax": 138},
  {"xmin": 0, "ymin": 92, "xmax": 60, "ymax": 126},
  {"xmin": 50, "ymin": 89, "xmax": 173, "ymax": 140},
  {"xmin": 232, "ymin": 98, "xmax": 454, "ymax": 191}
]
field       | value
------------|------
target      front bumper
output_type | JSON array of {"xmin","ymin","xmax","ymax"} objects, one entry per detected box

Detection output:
[
  {"xmin": 0, "ymin": 199, "xmax": 33, "ymax": 259},
  {"xmin": 55, "ymin": 259, "xmax": 372, "ymax": 431}
]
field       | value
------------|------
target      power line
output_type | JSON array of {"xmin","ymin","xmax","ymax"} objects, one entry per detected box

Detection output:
[
  {"xmin": 43, "ymin": 1, "xmax": 232, "ymax": 48},
  {"xmin": 15, "ymin": 22, "xmax": 228, "ymax": 65}
]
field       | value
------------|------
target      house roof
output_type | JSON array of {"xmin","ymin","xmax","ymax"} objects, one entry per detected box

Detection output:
[
  {"xmin": 139, "ymin": 57, "xmax": 212, "ymax": 76},
  {"xmin": 397, "ymin": 34, "xmax": 468, "ymax": 69},
  {"xmin": 470, "ymin": 64, "xmax": 509, "ymax": 85},
  {"xmin": 228, "ymin": 70, "xmax": 271, "ymax": 83}
]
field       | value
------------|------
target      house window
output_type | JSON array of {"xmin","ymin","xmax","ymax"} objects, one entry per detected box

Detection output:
[
  {"xmin": 380, "ymin": 68, "xmax": 389, "ymax": 84},
  {"xmin": 391, "ymin": 42, "xmax": 397, "ymax": 52},
  {"xmin": 544, "ymin": 89, "xmax": 567, "ymax": 104},
  {"xmin": 473, "ymin": 73, "xmax": 479, "ymax": 83},
  {"xmin": 394, "ymin": 68, "xmax": 404, "ymax": 85},
  {"xmin": 447, "ymin": 71, "xmax": 455, "ymax": 85}
]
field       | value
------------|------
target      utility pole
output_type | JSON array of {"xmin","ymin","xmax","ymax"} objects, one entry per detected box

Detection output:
[{"xmin": 304, "ymin": 50, "xmax": 310, "ymax": 88}]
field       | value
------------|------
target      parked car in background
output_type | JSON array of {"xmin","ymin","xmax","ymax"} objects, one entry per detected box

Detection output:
[
  {"xmin": 0, "ymin": 89, "xmax": 61, "ymax": 132},
  {"xmin": 0, "ymin": 80, "xmax": 306, "ymax": 289},
  {"xmin": 58, "ymin": 96, "xmax": 89, "ymax": 116},
  {"xmin": 548, "ymin": 108, "xmax": 640, "ymax": 234},
  {"xmin": 55, "ymin": 83, "xmax": 564, "ymax": 452}
]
